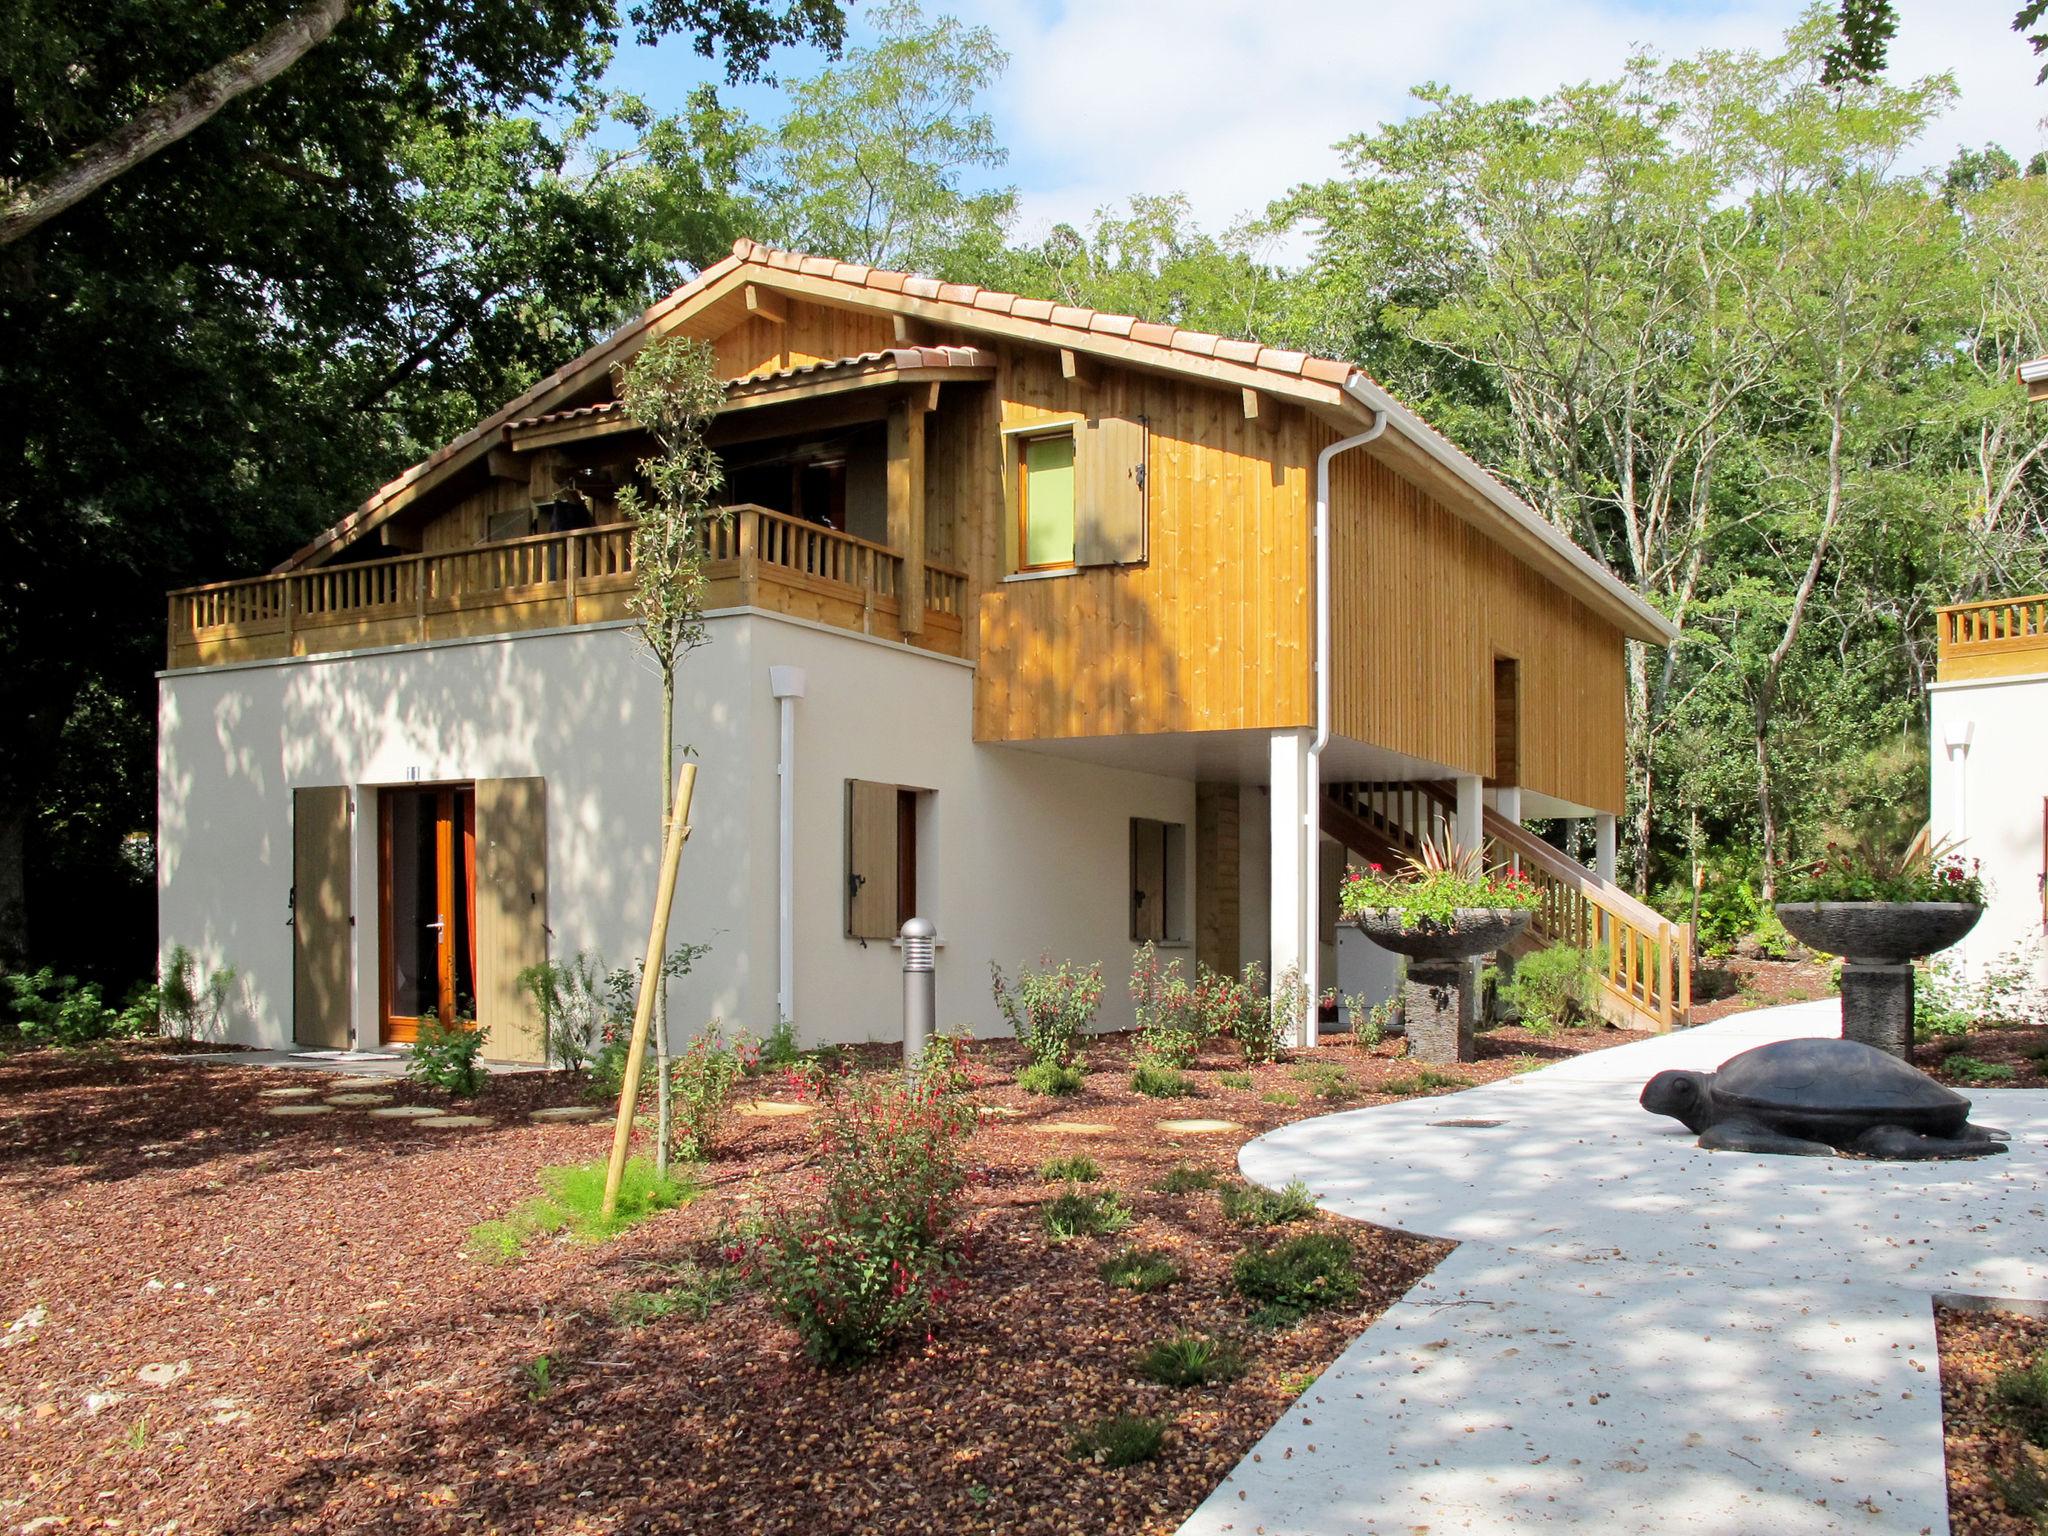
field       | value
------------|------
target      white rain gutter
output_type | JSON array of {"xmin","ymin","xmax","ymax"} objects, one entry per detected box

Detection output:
[
  {"xmin": 1303, "ymin": 408, "xmax": 1388, "ymax": 1046},
  {"xmin": 768, "ymin": 666, "xmax": 807, "ymax": 1029}
]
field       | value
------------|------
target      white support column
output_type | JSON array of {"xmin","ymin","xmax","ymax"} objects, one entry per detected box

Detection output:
[
  {"xmin": 1562, "ymin": 817, "xmax": 1583, "ymax": 865},
  {"xmin": 1454, "ymin": 774, "xmax": 1484, "ymax": 854},
  {"xmin": 1595, "ymin": 813, "xmax": 1618, "ymax": 886},
  {"xmin": 1944, "ymin": 719, "xmax": 1975, "ymax": 973},
  {"xmin": 1269, "ymin": 731, "xmax": 1312, "ymax": 1046},
  {"xmin": 769, "ymin": 666, "xmax": 806, "ymax": 1031},
  {"xmin": 1493, "ymin": 786, "xmax": 1522, "ymax": 871}
]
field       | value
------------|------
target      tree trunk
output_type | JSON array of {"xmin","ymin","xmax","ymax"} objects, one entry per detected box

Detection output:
[
  {"xmin": 654, "ymin": 676, "xmax": 675, "ymax": 1176},
  {"xmin": 1754, "ymin": 696, "xmax": 1779, "ymax": 902},
  {"xmin": 0, "ymin": 0, "xmax": 351, "ymax": 246},
  {"xmin": 1625, "ymin": 639, "xmax": 1655, "ymax": 896},
  {"xmin": 0, "ymin": 805, "xmax": 25, "ymax": 969}
]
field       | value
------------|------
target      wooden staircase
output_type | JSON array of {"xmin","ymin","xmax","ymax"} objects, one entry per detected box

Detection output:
[{"xmin": 1323, "ymin": 781, "xmax": 1691, "ymax": 1033}]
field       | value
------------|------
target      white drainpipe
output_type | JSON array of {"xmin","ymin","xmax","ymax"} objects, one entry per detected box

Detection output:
[
  {"xmin": 769, "ymin": 666, "xmax": 807, "ymax": 1029},
  {"xmin": 1304, "ymin": 401, "xmax": 1388, "ymax": 1045}
]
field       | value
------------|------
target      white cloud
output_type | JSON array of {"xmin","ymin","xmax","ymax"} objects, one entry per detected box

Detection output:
[{"xmin": 946, "ymin": 0, "xmax": 2048, "ymax": 240}]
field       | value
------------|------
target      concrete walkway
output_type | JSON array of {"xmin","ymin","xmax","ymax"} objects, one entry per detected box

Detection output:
[{"xmin": 1180, "ymin": 1002, "xmax": 2048, "ymax": 1535}]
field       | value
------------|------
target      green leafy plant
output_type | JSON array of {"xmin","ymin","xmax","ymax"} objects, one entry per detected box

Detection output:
[
  {"xmin": 1381, "ymin": 1069, "xmax": 1468, "ymax": 1096},
  {"xmin": 1042, "ymin": 1188, "xmax": 1133, "ymax": 1241},
  {"xmin": 1494, "ymin": 942, "xmax": 1607, "ymax": 1032},
  {"xmin": 1152, "ymin": 1164, "xmax": 1219, "ymax": 1195},
  {"xmin": 1130, "ymin": 943, "xmax": 1227, "ymax": 1065},
  {"xmin": 1100, "ymin": 1246, "xmax": 1181, "ymax": 1292},
  {"xmin": 522, "ymin": 1354, "xmax": 555, "ymax": 1401},
  {"xmin": 1219, "ymin": 1178, "xmax": 1317, "ymax": 1228},
  {"xmin": 1232, "ymin": 1231, "xmax": 1359, "ymax": 1322},
  {"xmin": 759, "ymin": 1017, "xmax": 802, "ymax": 1072},
  {"xmin": 1207, "ymin": 960, "xmax": 1293, "ymax": 1064},
  {"xmin": 1990, "ymin": 1451, "xmax": 2048, "ymax": 1524},
  {"xmin": 406, "ymin": 1012, "xmax": 489, "ymax": 1097},
  {"xmin": 156, "ymin": 945, "xmax": 237, "ymax": 1041},
  {"xmin": 4, "ymin": 967, "xmax": 155, "ymax": 1047},
  {"xmin": 1779, "ymin": 830, "xmax": 1986, "ymax": 905},
  {"xmin": 1017, "ymin": 1059, "xmax": 1087, "ymax": 1096},
  {"xmin": 1040, "ymin": 1154, "xmax": 1101, "ymax": 1183},
  {"xmin": 1130, "ymin": 1057, "xmax": 1194, "ymax": 1098},
  {"xmin": 1995, "ymin": 1350, "xmax": 2048, "ymax": 1447},
  {"xmin": 464, "ymin": 1156, "xmax": 698, "ymax": 1259},
  {"xmin": 668, "ymin": 1022, "xmax": 752, "ymax": 1160},
  {"xmin": 1260, "ymin": 1088, "xmax": 1301, "ymax": 1107},
  {"xmin": 1347, "ymin": 994, "xmax": 1399, "ymax": 1050},
  {"xmin": 1339, "ymin": 836, "xmax": 1540, "ymax": 929},
  {"xmin": 516, "ymin": 951, "xmax": 612, "ymax": 1072},
  {"xmin": 1291, "ymin": 1062, "xmax": 1353, "ymax": 1102},
  {"xmin": 1945, "ymin": 1055, "xmax": 2017, "ymax": 1083},
  {"xmin": 611, "ymin": 1261, "xmax": 744, "ymax": 1325},
  {"xmin": 991, "ymin": 956, "xmax": 1104, "ymax": 1068},
  {"xmin": 738, "ymin": 1042, "xmax": 977, "ymax": 1367},
  {"xmin": 1218, "ymin": 1070, "xmax": 1253, "ymax": 1091},
  {"xmin": 1134, "ymin": 1333, "xmax": 1245, "ymax": 1387},
  {"xmin": 1068, "ymin": 1413, "xmax": 1166, "ymax": 1468}
]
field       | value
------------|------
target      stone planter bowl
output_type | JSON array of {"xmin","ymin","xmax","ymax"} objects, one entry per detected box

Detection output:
[
  {"xmin": 1351, "ymin": 908, "xmax": 1532, "ymax": 963},
  {"xmin": 1773, "ymin": 901, "xmax": 1982, "ymax": 965}
]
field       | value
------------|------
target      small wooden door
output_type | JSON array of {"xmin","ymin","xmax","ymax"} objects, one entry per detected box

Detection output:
[
  {"xmin": 474, "ymin": 777, "xmax": 549, "ymax": 1064},
  {"xmin": 378, "ymin": 785, "xmax": 477, "ymax": 1043},
  {"xmin": 292, "ymin": 786, "xmax": 353, "ymax": 1049}
]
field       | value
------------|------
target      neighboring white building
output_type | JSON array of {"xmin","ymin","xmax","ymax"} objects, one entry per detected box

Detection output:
[
  {"xmin": 1928, "ymin": 593, "xmax": 2048, "ymax": 986},
  {"xmin": 158, "ymin": 240, "xmax": 1683, "ymax": 1062}
]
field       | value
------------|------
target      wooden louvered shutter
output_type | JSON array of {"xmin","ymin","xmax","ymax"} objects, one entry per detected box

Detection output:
[
  {"xmin": 1074, "ymin": 414, "xmax": 1148, "ymax": 566},
  {"xmin": 846, "ymin": 779, "xmax": 900, "ymax": 940},
  {"xmin": 292, "ymin": 786, "xmax": 353, "ymax": 1049},
  {"xmin": 475, "ymin": 776, "xmax": 548, "ymax": 1063}
]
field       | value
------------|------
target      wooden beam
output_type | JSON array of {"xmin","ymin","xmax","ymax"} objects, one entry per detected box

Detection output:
[
  {"xmin": 485, "ymin": 446, "xmax": 530, "ymax": 481},
  {"xmin": 1060, "ymin": 347, "xmax": 1100, "ymax": 390},
  {"xmin": 893, "ymin": 314, "xmax": 933, "ymax": 345},
  {"xmin": 1242, "ymin": 387, "xmax": 1279, "ymax": 432},
  {"xmin": 744, "ymin": 283, "xmax": 787, "ymax": 324},
  {"xmin": 887, "ymin": 396, "xmax": 929, "ymax": 639}
]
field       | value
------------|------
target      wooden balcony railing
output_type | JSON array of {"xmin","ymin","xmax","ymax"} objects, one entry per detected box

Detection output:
[
  {"xmin": 168, "ymin": 505, "xmax": 969, "ymax": 669},
  {"xmin": 1935, "ymin": 593, "xmax": 2048, "ymax": 683}
]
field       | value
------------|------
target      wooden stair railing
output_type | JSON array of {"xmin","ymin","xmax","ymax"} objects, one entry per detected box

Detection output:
[{"xmin": 1322, "ymin": 780, "xmax": 1690, "ymax": 1033}]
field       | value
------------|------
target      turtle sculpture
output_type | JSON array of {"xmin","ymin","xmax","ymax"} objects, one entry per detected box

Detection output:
[{"xmin": 1640, "ymin": 1037, "xmax": 2009, "ymax": 1160}]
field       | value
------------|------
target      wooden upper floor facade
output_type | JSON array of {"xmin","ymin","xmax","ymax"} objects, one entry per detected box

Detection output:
[{"xmin": 168, "ymin": 240, "xmax": 1676, "ymax": 815}]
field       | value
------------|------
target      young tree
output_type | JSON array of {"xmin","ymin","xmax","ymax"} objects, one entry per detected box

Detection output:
[{"xmin": 614, "ymin": 335, "xmax": 726, "ymax": 1173}]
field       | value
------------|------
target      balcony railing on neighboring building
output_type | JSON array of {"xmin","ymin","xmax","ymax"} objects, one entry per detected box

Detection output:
[
  {"xmin": 1935, "ymin": 593, "xmax": 2048, "ymax": 683},
  {"xmin": 167, "ymin": 505, "xmax": 970, "ymax": 669}
]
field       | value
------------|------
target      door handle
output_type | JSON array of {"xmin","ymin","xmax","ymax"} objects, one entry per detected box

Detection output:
[{"xmin": 425, "ymin": 919, "xmax": 446, "ymax": 932}]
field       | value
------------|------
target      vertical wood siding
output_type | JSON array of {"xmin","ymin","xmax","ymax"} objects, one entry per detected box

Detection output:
[{"xmin": 711, "ymin": 303, "xmax": 896, "ymax": 381}]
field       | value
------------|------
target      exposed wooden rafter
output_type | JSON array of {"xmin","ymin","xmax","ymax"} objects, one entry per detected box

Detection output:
[{"xmin": 745, "ymin": 283, "xmax": 787, "ymax": 324}]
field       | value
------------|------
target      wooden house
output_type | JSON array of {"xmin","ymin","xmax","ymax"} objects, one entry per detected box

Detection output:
[{"xmin": 159, "ymin": 240, "xmax": 1686, "ymax": 1060}]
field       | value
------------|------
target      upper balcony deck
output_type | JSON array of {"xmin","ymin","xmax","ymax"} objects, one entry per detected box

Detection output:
[
  {"xmin": 167, "ymin": 504, "xmax": 969, "ymax": 670},
  {"xmin": 1935, "ymin": 593, "xmax": 2048, "ymax": 684}
]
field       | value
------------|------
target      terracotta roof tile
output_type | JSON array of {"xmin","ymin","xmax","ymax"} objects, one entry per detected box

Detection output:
[
  {"xmin": 937, "ymin": 283, "xmax": 980, "ymax": 304},
  {"xmin": 1050, "ymin": 305, "xmax": 1092, "ymax": 328},
  {"xmin": 1256, "ymin": 348, "xmax": 1309, "ymax": 376},
  {"xmin": 1302, "ymin": 356, "xmax": 1353, "ymax": 386},
  {"xmin": 1088, "ymin": 314, "xmax": 1136, "ymax": 338},
  {"xmin": 1214, "ymin": 337, "xmax": 1263, "ymax": 365},
  {"xmin": 868, "ymin": 270, "xmax": 906, "ymax": 294},
  {"xmin": 973, "ymin": 291, "xmax": 1017, "ymax": 314},
  {"xmin": 1172, "ymin": 332, "xmax": 1220, "ymax": 359},
  {"xmin": 1129, "ymin": 321, "xmax": 1177, "ymax": 348},
  {"xmin": 1011, "ymin": 298, "xmax": 1056, "ymax": 322},
  {"xmin": 902, "ymin": 276, "xmax": 942, "ymax": 299}
]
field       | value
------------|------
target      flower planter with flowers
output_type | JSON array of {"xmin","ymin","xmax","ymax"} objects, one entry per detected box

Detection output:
[
  {"xmin": 1340, "ymin": 842, "xmax": 1541, "ymax": 1064},
  {"xmin": 1775, "ymin": 834, "xmax": 1985, "ymax": 1060}
]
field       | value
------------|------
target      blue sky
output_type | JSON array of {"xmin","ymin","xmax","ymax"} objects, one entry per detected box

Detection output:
[{"xmin": 601, "ymin": 0, "xmax": 2048, "ymax": 247}]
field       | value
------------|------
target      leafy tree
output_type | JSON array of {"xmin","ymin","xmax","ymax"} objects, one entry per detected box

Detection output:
[
  {"xmin": 614, "ymin": 334, "xmax": 726, "ymax": 1173},
  {"xmin": 748, "ymin": 0, "xmax": 1015, "ymax": 275},
  {"xmin": 1821, "ymin": 0, "xmax": 1897, "ymax": 88}
]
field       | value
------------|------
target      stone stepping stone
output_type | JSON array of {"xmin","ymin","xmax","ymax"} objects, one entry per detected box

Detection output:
[
  {"xmin": 136, "ymin": 1360, "xmax": 190, "ymax": 1387},
  {"xmin": 258, "ymin": 1086, "xmax": 319, "ymax": 1099},
  {"xmin": 264, "ymin": 1104, "xmax": 334, "ymax": 1117},
  {"xmin": 416, "ymin": 1115, "xmax": 493, "ymax": 1129},
  {"xmin": 324, "ymin": 1092, "xmax": 393, "ymax": 1107},
  {"xmin": 1157, "ymin": 1119, "xmax": 1241, "ymax": 1135},
  {"xmin": 529, "ymin": 1106, "xmax": 603, "ymax": 1123},
  {"xmin": 1028, "ymin": 1121, "xmax": 1114, "ymax": 1137},
  {"xmin": 736, "ymin": 1100, "xmax": 811, "ymax": 1118},
  {"xmin": 367, "ymin": 1105, "xmax": 441, "ymax": 1120},
  {"xmin": 976, "ymin": 1105, "xmax": 1022, "ymax": 1118}
]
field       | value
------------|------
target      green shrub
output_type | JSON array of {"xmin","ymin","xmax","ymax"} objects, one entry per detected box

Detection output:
[
  {"xmin": 1990, "ymin": 1453, "xmax": 2048, "ymax": 1523},
  {"xmin": 1219, "ymin": 1178, "xmax": 1317, "ymax": 1228},
  {"xmin": 465, "ymin": 1156, "xmax": 698, "ymax": 1259},
  {"xmin": 1232, "ymin": 1231, "xmax": 1358, "ymax": 1321},
  {"xmin": 516, "ymin": 951, "xmax": 610, "ymax": 1072},
  {"xmin": 406, "ymin": 1013, "xmax": 489, "ymax": 1096},
  {"xmin": 759, "ymin": 1017, "xmax": 802, "ymax": 1072},
  {"xmin": 1018, "ymin": 1059, "xmax": 1087, "ymax": 1096},
  {"xmin": 1100, "ymin": 1246, "xmax": 1181, "ymax": 1292},
  {"xmin": 463, "ymin": 1219, "xmax": 527, "ymax": 1265},
  {"xmin": 4, "ymin": 968, "xmax": 156, "ymax": 1048},
  {"xmin": 156, "ymin": 945, "xmax": 237, "ymax": 1041},
  {"xmin": 1130, "ymin": 943, "xmax": 1228, "ymax": 1065},
  {"xmin": 1495, "ymin": 942, "xmax": 1605, "ymax": 1032},
  {"xmin": 1260, "ymin": 1088, "xmax": 1300, "ymax": 1107},
  {"xmin": 1134, "ymin": 1333, "xmax": 1244, "ymax": 1387},
  {"xmin": 1040, "ymin": 1154, "xmax": 1102, "ymax": 1183},
  {"xmin": 1068, "ymin": 1413, "xmax": 1166, "ymax": 1467},
  {"xmin": 1130, "ymin": 1058, "xmax": 1194, "ymax": 1098},
  {"xmin": 1152, "ymin": 1164, "xmax": 1218, "ymax": 1194},
  {"xmin": 991, "ymin": 957, "xmax": 1104, "ymax": 1067},
  {"xmin": 1345, "ymin": 994, "xmax": 1399, "ymax": 1050},
  {"xmin": 1995, "ymin": 1351, "xmax": 2048, "ymax": 1447},
  {"xmin": 611, "ymin": 1260, "xmax": 744, "ymax": 1325},
  {"xmin": 1945, "ymin": 1055, "xmax": 2018, "ymax": 1083},
  {"xmin": 669, "ymin": 1023, "xmax": 750, "ymax": 1160},
  {"xmin": 1338, "ymin": 842, "xmax": 1540, "ymax": 927},
  {"xmin": 1042, "ymin": 1188, "xmax": 1133, "ymax": 1241},
  {"xmin": 1218, "ymin": 1070, "xmax": 1253, "ymax": 1091},
  {"xmin": 740, "ymin": 1048, "xmax": 976, "ymax": 1366},
  {"xmin": 1381, "ymin": 1069, "xmax": 1467, "ymax": 1097},
  {"xmin": 1291, "ymin": 1062, "xmax": 1353, "ymax": 1102}
]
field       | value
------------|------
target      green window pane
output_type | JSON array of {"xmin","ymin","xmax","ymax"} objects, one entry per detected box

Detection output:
[{"xmin": 1023, "ymin": 433, "xmax": 1075, "ymax": 568}]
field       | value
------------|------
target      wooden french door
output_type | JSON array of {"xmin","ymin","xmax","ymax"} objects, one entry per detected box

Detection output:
[{"xmin": 379, "ymin": 785, "xmax": 477, "ymax": 1043}]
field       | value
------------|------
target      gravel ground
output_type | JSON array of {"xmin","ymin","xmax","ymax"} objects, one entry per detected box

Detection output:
[
  {"xmin": 1937, "ymin": 1302, "xmax": 2048, "ymax": 1536},
  {"xmin": 0, "ymin": 1023, "xmax": 1644, "ymax": 1536}
]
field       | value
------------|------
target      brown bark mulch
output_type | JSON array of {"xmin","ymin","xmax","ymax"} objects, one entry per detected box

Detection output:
[
  {"xmin": 1937, "ymin": 1302, "xmax": 2048, "ymax": 1535},
  {"xmin": 0, "ymin": 1022, "xmax": 1641, "ymax": 1536},
  {"xmin": 1688, "ymin": 953, "xmax": 1838, "ymax": 1024},
  {"xmin": 1914, "ymin": 1026, "xmax": 2048, "ymax": 1090}
]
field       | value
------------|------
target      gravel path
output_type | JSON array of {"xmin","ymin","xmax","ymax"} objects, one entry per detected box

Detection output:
[{"xmin": 1181, "ymin": 1001, "xmax": 2048, "ymax": 1535}]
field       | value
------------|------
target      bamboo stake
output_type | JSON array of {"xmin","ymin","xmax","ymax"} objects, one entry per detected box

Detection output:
[{"xmin": 602, "ymin": 761, "xmax": 698, "ymax": 1220}]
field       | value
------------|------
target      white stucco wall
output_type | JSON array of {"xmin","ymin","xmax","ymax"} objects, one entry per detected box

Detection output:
[
  {"xmin": 1928, "ymin": 674, "xmax": 2048, "ymax": 985},
  {"xmin": 158, "ymin": 609, "xmax": 1199, "ymax": 1054}
]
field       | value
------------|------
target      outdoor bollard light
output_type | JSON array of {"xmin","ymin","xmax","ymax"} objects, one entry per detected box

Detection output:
[{"xmin": 901, "ymin": 916, "xmax": 936, "ymax": 1078}]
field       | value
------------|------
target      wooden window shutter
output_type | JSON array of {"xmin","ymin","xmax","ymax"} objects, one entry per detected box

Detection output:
[
  {"xmin": 1130, "ymin": 819, "xmax": 1166, "ymax": 943},
  {"xmin": 474, "ymin": 777, "xmax": 549, "ymax": 1063},
  {"xmin": 846, "ymin": 779, "xmax": 900, "ymax": 940},
  {"xmin": 292, "ymin": 786, "xmax": 353, "ymax": 1050},
  {"xmin": 1074, "ymin": 414, "xmax": 1148, "ymax": 567}
]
